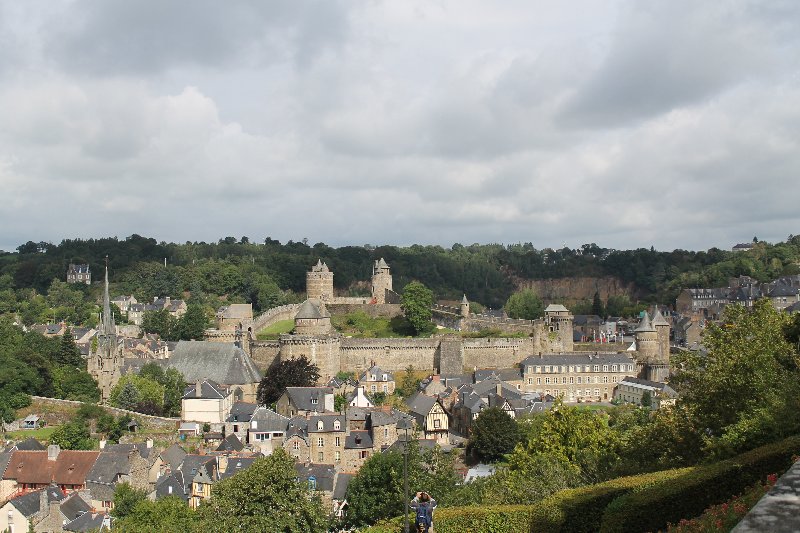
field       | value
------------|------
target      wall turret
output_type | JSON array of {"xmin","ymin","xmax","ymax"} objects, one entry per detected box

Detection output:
[
  {"xmin": 307, "ymin": 260, "xmax": 334, "ymax": 301},
  {"xmin": 371, "ymin": 258, "xmax": 392, "ymax": 304},
  {"xmin": 460, "ymin": 294, "xmax": 470, "ymax": 318}
]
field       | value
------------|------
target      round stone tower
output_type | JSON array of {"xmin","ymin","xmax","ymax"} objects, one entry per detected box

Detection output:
[
  {"xmin": 307, "ymin": 260, "xmax": 334, "ymax": 302},
  {"xmin": 293, "ymin": 299, "xmax": 333, "ymax": 336},
  {"xmin": 460, "ymin": 294, "xmax": 470, "ymax": 318},
  {"xmin": 651, "ymin": 307, "xmax": 671, "ymax": 364},
  {"xmin": 634, "ymin": 312, "xmax": 658, "ymax": 377},
  {"xmin": 371, "ymin": 258, "xmax": 392, "ymax": 304}
]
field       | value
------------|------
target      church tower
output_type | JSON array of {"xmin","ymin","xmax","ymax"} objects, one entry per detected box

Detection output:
[
  {"xmin": 89, "ymin": 261, "xmax": 122, "ymax": 402},
  {"xmin": 371, "ymin": 258, "xmax": 392, "ymax": 304}
]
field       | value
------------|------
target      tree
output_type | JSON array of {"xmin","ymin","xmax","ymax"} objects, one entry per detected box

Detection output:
[
  {"xmin": 401, "ymin": 281, "xmax": 434, "ymax": 335},
  {"xmin": 256, "ymin": 355, "xmax": 320, "ymax": 405},
  {"xmin": 113, "ymin": 381, "xmax": 141, "ymax": 411},
  {"xmin": 113, "ymin": 496, "xmax": 200, "ymax": 533},
  {"xmin": 640, "ymin": 391, "xmax": 652, "ymax": 409},
  {"xmin": 52, "ymin": 366, "xmax": 100, "ymax": 402},
  {"xmin": 49, "ymin": 421, "xmax": 94, "ymax": 450},
  {"xmin": 112, "ymin": 482, "xmax": 148, "ymax": 518},
  {"xmin": 398, "ymin": 365, "xmax": 420, "ymax": 398},
  {"xmin": 504, "ymin": 289, "xmax": 544, "ymax": 320},
  {"xmin": 671, "ymin": 299, "xmax": 800, "ymax": 457},
  {"xmin": 175, "ymin": 304, "xmax": 209, "ymax": 340},
  {"xmin": 467, "ymin": 407, "xmax": 521, "ymax": 462},
  {"xmin": 141, "ymin": 309, "xmax": 174, "ymax": 339},
  {"xmin": 110, "ymin": 375, "xmax": 165, "ymax": 414},
  {"xmin": 58, "ymin": 328, "xmax": 83, "ymax": 367},
  {"xmin": 198, "ymin": 448, "xmax": 327, "ymax": 532},
  {"xmin": 592, "ymin": 291, "xmax": 605, "ymax": 318}
]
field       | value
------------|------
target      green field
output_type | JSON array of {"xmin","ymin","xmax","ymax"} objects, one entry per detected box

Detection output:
[
  {"xmin": 256, "ymin": 319, "xmax": 296, "ymax": 340},
  {"xmin": 332, "ymin": 311, "xmax": 417, "ymax": 338},
  {"xmin": 4, "ymin": 427, "xmax": 57, "ymax": 440}
]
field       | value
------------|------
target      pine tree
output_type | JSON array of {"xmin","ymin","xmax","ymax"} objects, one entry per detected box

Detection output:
[{"xmin": 58, "ymin": 328, "xmax": 83, "ymax": 368}]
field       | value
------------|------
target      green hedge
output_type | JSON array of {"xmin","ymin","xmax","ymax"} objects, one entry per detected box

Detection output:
[
  {"xmin": 528, "ymin": 468, "xmax": 693, "ymax": 533},
  {"xmin": 362, "ymin": 506, "xmax": 534, "ymax": 533},
  {"xmin": 599, "ymin": 435, "xmax": 800, "ymax": 533}
]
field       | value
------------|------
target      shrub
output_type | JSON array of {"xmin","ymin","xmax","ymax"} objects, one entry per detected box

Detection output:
[
  {"xmin": 363, "ymin": 506, "xmax": 534, "ymax": 533},
  {"xmin": 528, "ymin": 468, "xmax": 692, "ymax": 533},
  {"xmin": 600, "ymin": 435, "xmax": 800, "ymax": 533}
]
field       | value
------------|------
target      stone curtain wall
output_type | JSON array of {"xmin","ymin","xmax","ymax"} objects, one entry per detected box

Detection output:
[
  {"xmin": 328, "ymin": 303, "xmax": 404, "ymax": 318},
  {"xmin": 250, "ymin": 303, "xmax": 301, "ymax": 334},
  {"xmin": 339, "ymin": 338, "xmax": 440, "ymax": 374},
  {"xmin": 248, "ymin": 341, "xmax": 281, "ymax": 371},
  {"xmin": 462, "ymin": 337, "xmax": 535, "ymax": 370}
]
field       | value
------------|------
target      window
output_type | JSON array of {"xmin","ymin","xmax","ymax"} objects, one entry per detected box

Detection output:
[
  {"xmin": 611, "ymin": 365, "xmax": 618, "ymax": 372},
  {"xmin": 535, "ymin": 366, "xmax": 541, "ymax": 373},
  {"xmin": 528, "ymin": 366, "xmax": 533, "ymax": 373},
  {"xmin": 383, "ymin": 384, "xmax": 388, "ymax": 393},
  {"xmin": 333, "ymin": 419, "xmax": 341, "ymax": 430},
  {"xmin": 317, "ymin": 420, "xmax": 324, "ymax": 431},
  {"xmin": 433, "ymin": 419, "xmax": 441, "ymax": 428},
  {"xmin": 545, "ymin": 377, "xmax": 550, "ymax": 384},
  {"xmin": 251, "ymin": 421, "xmax": 258, "ymax": 429},
  {"xmin": 308, "ymin": 477, "xmax": 317, "ymax": 491},
  {"xmin": 603, "ymin": 376, "xmax": 608, "ymax": 383},
  {"xmin": 384, "ymin": 428, "xmax": 389, "ymax": 438},
  {"xmin": 602, "ymin": 365, "xmax": 608, "ymax": 372},
  {"xmin": 335, "ymin": 436, "xmax": 341, "ymax": 447},
  {"xmin": 569, "ymin": 366, "xmax": 574, "ymax": 372},
  {"xmin": 293, "ymin": 441, "xmax": 300, "ymax": 450},
  {"xmin": 537, "ymin": 378, "xmax": 541, "ymax": 385},
  {"xmin": 335, "ymin": 451, "xmax": 341, "ymax": 462},
  {"xmin": 577, "ymin": 376, "xmax": 582, "ymax": 384},
  {"xmin": 311, "ymin": 397, "xmax": 318, "ymax": 404},
  {"xmin": 360, "ymin": 450, "xmax": 369, "ymax": 459},
  {"xmin": 593, "ymin": 365, "xmax": 600, "ymax": 372},
  {"xmin": 569, "ymin": 377, "xmax": 574, "ymax": 384},
  {"xmin": 527, "ymin": 378, "xmax": 532, "ymax": 384},
  {"xmin": 562, "ymin": 377, "xmax": 567, "ymax": 384},
  {"xmin": 371, "ymin": 385, "xmax": 377, "ymax": 392},
  {"xmin": 318, "ymin": 452, "xmax": 324, "ymax": 461},
  {"xmin": 594, "ymin": 376, "xmax": 600, "ymax": 384},
  {"xmin": 318, "ymin": 437, "xmax": 324, "ymax": 447}
]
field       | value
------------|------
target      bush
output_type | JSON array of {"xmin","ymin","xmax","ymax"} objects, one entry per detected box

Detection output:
[
  {"xmin": 599, "ymin": 435, "xmax": 800, "ymax": 533},
  {"xmin": 528, "ymin": 468, "xmax": 692, "ymax": 533},
  {"xmin": 364, "ymin": 506, "xmax": 534, "ymax": 533}
]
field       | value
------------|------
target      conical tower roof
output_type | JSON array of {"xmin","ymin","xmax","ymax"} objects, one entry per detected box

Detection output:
[
  {"xmin": 634, "ymin": 312, "xmax": 655, "ymax": 333},
  {"xmin": 461, "ymin": 294, "xmax": 469, "ymax": 305},
  {"xmin": 376, "ymin": 258, "xmax": 389, "ymax": 269},
  {"xmin": 295, "ymin": 299, "xmax": 330, "ymax": 319},
  {"xmin": 651, "ymin": 307, "xmax": 669, "ymax": 327}
]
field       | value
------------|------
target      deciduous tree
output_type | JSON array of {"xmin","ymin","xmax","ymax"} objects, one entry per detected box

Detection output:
[
  {"xmin": 256, "ymin": 355, "xmax": 320, "ymax": 405},
  {"xmin": 504, "ymin": 289, "xmax": 544, "ymax": 320},
  {"xmin": 401, "ymin": 281, "xmax": 434, "ymax": 335},
  {"xmin": 467, "ymin": 407, "xmax": 521, "ymax": 462}
]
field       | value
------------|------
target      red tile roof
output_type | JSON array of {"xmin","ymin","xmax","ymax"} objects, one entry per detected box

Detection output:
[{"xmin": 4, "ymin": 450, "xmax": 100, "ymax": 486}]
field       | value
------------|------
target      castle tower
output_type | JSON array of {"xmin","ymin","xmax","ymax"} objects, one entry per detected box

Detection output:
[
  {"xmin": 371, "ymin": 258, "xmax": 392, "ymax": 304},
  {"xmin": 460, "ymin": 294, "xmax": 470, "ymax": 318},
  {"xmin": 89, "ymin": 262, "xmax": 122, "ymax": 402},
  {"xmin": 634, "ymin": 312, "xmax": 658, "ymax": 379},
  {"xmin": 544, "ymin": 304, "xmax": 574, "ymax": 352},
  {"xmin": 306, "ymin": 260, "xmax": 334, "ymax": 302},
  {"xmin": 293, "ymin": 299, "xmax": 333, "ymax": 336},
  {"xmin": 649, "ymin": 307, "xmax": 671, "ymax": 382}
]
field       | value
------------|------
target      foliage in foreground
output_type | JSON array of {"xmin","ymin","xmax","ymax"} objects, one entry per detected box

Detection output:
[{"xmin": 256, "ymin": 355, "xmax": 321, "ymax": 405}]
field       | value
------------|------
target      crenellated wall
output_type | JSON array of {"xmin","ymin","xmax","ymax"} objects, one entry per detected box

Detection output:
[
  {"xmin": 249, "ymin": 341, "xmax": 281, "ymax": 370},
  {"xmin": 339, "ymin": 337, "xmax": 440, "ymax": 374},
  {"xmin": 327, "ymin": 303, "xmax": 404, "ymax": 318}
]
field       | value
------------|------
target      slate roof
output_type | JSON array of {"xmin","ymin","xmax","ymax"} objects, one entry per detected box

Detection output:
[
  {"xmin": 385, "ymin": 438, "xmax": 439, "ymax": 454},
  {"xmin": 64, "ymin": 511, "xmax": 110, "ymax": 532},
  {"xmin": 285, "ymin": 417, "xmax": 309, "ymax": 439},
  {"xmin": 634, "ymin": 313, "xmax": 655, "ymax": 332},
  {"xmin": 651, "ymin": 308, "xmax": 670, "ymax": 327},
  {"xmin": 618, "ymin": 376, "xmax": 678, "ymax": 397},
  {"xmin": 520, "ymin": 352, "xmax": 634, "ymax": 368},
  {"xmin": 545, "ymin": 304, "xmax": 569, "ymax": 312},
  {"xmin": 308, "ymin": 414, "xmax": 346, "ymax": 433},
  {"xmin": 86, "ymin": 452, "xmax": 129, "ymax": 501},
  {"xmin": 10, "ymin": 486, "xmax": 64, "ymax": 517},
  {"xmin": 294, "ymin": 463, "xmax": 336, "ymax": 492},
  {"xmin": 223, "ymin": 402, "xmax": 255, "ymax": 424},
  {"xmin": 474, "ymin": 368, "xmax": 522, "ymax": 383},
  {"xmin": 166, "ymin": 341, "xmax": 262, "ymax": 385},
  {"xmin": 160, "ymin": 444, "xmax": 187, "ymax": 472},
  {"xmin": 0, "ymin": 452, "xmax": 11, "ymax": 477},
  {"xmin": 405, "ymin": 392, "xmax": 438, "ymax": 418},
  {"xmin": 284, "ymin": 387, "xmax": 333, "ymax": 412},
  {"xmin": 102, "ymin": 442, "xmax": 152, "ymax": 459},
  {"xmin": 375, "ymin": 258, "xmax": 389, "ymax": 269},
  {"xmin": 14, "ymin": 437, "xmax": 46, "ymax": 451},
  {"xmin": 345, "ymin": 430, "xmax": 373, "ymax": 449},
  {"xmin": 218, "ymin": 456, "xmax": 259, "ymax": 481},
  {"xmin": 295, "ymin": 299, "xmax": 330, "ymax": 319},
  {"xmin": 179, "ymin": 455, "xmax": 216, "ymax": 494},
  {"xmin": 182, "ymin": 379, "xmax": 230, "ymax": 400},
  {"xmin": 216, "ymin": 434, "xmax": 244, "ymax": 452},
  {"xmin": 368, "ymin": 408, "xmax": 404, "ymax": 428},
  {"xmin": 360, "ymin": 365, "xmax": 394, "ymax": 382},
  {"xmin": 769, "ymin": 284, "xmax": 798, "ymax": 297},
  {"xmin": 154, "ymin": 471, "xmax": 188, "ymax": 501},
  {"xmin": 471, "ymin": 377, "xmax": 522, "ymax": 400},
  {"xmin": 61, "ymin": 492, "xmax": 92, "ymax": 522},
  {"xmin": 250, "ymin": 407, "xmax": 290, "ymax": 433},
  {"xmin": 333, "ymin": 473, "xmax": 354, "ymax": 500}
]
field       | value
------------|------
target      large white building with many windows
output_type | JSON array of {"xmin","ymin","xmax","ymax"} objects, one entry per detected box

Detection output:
[{"xmin": 520, "ymin": 353, "xmax": 636, "ymax": 402}]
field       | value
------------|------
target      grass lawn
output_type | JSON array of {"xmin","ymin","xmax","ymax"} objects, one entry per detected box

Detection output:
[
  {"xmin": 256, "ymin": 319, "xmax": 296, "ymax": 340},
  {"xmin": 332, "ymin": 311, "xmax": 418, "ymax": 338},
  {"xmin": 4, "ymin": 427, "xmax": 57, "ymax": 440}
]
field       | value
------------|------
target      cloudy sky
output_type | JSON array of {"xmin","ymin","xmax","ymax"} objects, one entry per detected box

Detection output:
[{"xmin": 1, "ymin": 1, "xmax": 798, "ymax": 253}]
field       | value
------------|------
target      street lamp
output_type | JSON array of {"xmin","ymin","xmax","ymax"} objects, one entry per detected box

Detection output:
[{"xmin": 397, "ymin": 418, "xmax": 413, "ymax": 533}]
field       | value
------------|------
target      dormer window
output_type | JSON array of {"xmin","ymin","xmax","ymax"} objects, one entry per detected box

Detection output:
[
  {"xmin": 317, "ymin": 420, "xmax": 324, "ymax": 431},
  {"xmin": 311, "ymin": 397, "xmax": 318, "ymax": 405},
  {"xmin": 333, "ymin": 420, "xmax": 341, "ymax": 430}
]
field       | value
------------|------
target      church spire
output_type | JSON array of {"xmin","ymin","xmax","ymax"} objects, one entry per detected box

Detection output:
[{"xmin": 101, "ymin": 256, "xmax": 115, "ymax": 335}]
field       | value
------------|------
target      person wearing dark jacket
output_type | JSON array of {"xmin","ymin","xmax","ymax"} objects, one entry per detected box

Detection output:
[{"xmin": 410, "ymin": 491, "xmax": 437, "ymax": 532}]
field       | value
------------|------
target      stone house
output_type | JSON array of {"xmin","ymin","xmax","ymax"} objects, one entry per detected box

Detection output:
[
  {"xmin": 181, "ymin": 380, "xmax": 239, "ymax": 425},
  {"xmin": 276, "ymin": 387, "xmax": 335, "ymax": 417},
  {"xmin": 66, "ymin": 264, "xmax": 91, "ymax": 285},
  {"xmin": 521, "ymin": 353, "xmax": 636, "ymax": 402},
  {"xmin": 0, "ymin": 487, "xmax": 95, "ymax": 533},
  {"xmin": 224, "ymin": 401, "xmax": 258, "ymax": 444},
  {"xmin": 248, "ymin": 407, "xmax": 289, "ymax": 455},
  {"xmin": 359, "ymin": 364, "xmax": 395, "ymax": 395},
  {"xmin": 148, "ymin": 443, "xmax": 187, "ymax": 488},
  {"xmin": 405, "ymin": 392, "xmax": 449, "ymax": 445},
  {"xmin": 86, "ymin": 442, "xmax": 154, "ymax": 511},
  {"xmin": 343, "ymin": 431, "xmax": 373, "ymax": 470},
  {"xmin": 215, "ymin": 304, "xmax": 253, "ymax": 330},
  {"xmin": 614, "ymin": 377, "xmax": 678, "ymax": 409},
  {"xmin": 347, "ymin": 387, "xmax": 374, "ymax": 408},
  {"xmin": 306, "ymin": 414, "xmax": 347, "ymax": 466},
  {"xmin": 294, "ymin": 463, "xmax": 337, "ymax": 509}
]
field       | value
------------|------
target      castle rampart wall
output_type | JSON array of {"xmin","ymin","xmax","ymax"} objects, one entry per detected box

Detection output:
[
  {"xmin": 339, "ymin": 337, "xmax": 440, "ymax": 374},
  {"xmin": 328, "ymin": 303, "xmax": 404, "ymax": 318},
  {"xmin": 462, "ymin": 337, "xmax": 535, "ymax": 370},
  {"xmin": 249, "ymin": 341, "xmax": 281, "ymax": 370},
  {"xmin": 250, "ymin": 303, "xmax": 300, "ymax": 334}
]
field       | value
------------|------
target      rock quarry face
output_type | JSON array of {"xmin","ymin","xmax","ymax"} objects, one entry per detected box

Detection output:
[{"xmin": 515, "ymin": 276, "xmax": 634, "ymax": 303}]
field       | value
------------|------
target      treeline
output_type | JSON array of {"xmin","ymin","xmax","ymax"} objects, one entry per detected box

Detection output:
[{"xmin": 3, "ymin": 234, "xmax": 800, "ymax": 313}]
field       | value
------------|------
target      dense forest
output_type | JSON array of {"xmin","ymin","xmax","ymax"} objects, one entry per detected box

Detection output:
[{"xmin": 1, "ymin": 234, "xmax": 800, "ymax": 326}]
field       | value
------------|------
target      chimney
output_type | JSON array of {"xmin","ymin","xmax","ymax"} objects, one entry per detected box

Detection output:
[
  {"xmin": 165, "ymin": 297, "xmax": 171, "ymax": 306},
  {"xmin": 146, "ymin": 438, "xmax": 153, "ymax": 449},
  {"xmin": 496, "ymin": 383, "xmax": 502, "ymax": 396},
  {"xmin": 196, "ymin": 381, "xmax": 203, "ymax": 398},
  {"xmin": 47, "ymin": 444, "xmax": 60, "ymax": 461},
  {"xmin": 99, "ymin": 439, "xmax": 106, "ymax": 450}
]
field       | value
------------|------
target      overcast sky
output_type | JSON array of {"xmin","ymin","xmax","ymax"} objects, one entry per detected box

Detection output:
[{"xmin": 1, "ymin": 1, "xmax": 799, "ymax": 253}]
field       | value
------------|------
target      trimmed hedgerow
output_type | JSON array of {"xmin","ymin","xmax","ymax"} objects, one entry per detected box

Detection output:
[
  {"xmin": 528, "ymin": 468, "xmax": 693, "ymax": 533},
  {"xmin": 599, "ymin": 435, "xmax": 800, "ymax": 533},
  {"xmin": 362, "ymin": 505, "xmax": 534, "ymax": 533}
]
